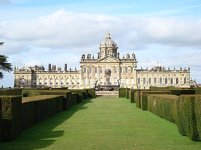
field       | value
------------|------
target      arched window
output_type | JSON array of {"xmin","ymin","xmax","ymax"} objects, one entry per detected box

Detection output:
[
  {"xmin": 95, "ymin": 67, "xmax": 97, "ymax": 73},
  {"xmin": 125, "ymin": 67, "xmax": 127, "ymax": 73}
]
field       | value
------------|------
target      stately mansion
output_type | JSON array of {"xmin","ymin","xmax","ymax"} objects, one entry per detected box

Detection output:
[{"xmin": 14, "ymin": 32, "xmax": 190, "ymax": 89}]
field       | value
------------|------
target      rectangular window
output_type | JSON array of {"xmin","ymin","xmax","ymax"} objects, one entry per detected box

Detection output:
[
  {"xmin": 143, "ymin": 78, "xmax": 146, "ymax": 84},
  {"xmin": 149, "ymin": 78, "xmax": 151, "ymax": 84},
  {"xmin": 138, "ymin": 78, "xmax": 140, "ymax": 84},
  {"xmin": 154, "ymin": 78, "xmax": 157, "ymax": 84},
  {"xmin": 160, "ymin": 78, "xmax": 162, "ymax": 84},
  {"xmin": 176, "ymin": 78, "xmax": 179, "ymax": 84},
  {"xmin": 184, "ymin": 78, "xmax": 186, "ymax": 84}
]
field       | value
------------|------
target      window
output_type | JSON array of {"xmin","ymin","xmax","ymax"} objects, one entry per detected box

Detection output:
[
  {"xmin": 154, "ymin": 78, "xmax": 157, "ymax": 84},
  {"xmin": 171, "ymin": 78, "xmax": 173, "ymax": 84},
  {"xmin": 149, "ymin": 78, "xmax": 151, "ymax": 84},
  {"xmin": 160, "ymin": 78, "xmax": 162, "ymax": 84},
  {"xmin": 138, "ymin": 78, "xmax": 140, "ymax": 84},
  {"xmin": 95, "ymin": 67, "xmax": 97, "ymax": 73},
  {"xmin": 143, "ymin": 78, "xmax": 146, "ymax": 84},
  {"xmin": 165, "ymin": 78, "xmax": 167, "ymax": 84},
  {"xmin": 176, "ymin": 78, "xmax": 179, "ymax": 84},
  {"xmin": 83, "ymin": 67, "xmax": 86, "ymax": 73},
  {"xmin": 184, "ymin": 78, "xmax": 186, "ymax": 84},
  {"xmin": 125, "ymin": 67, "xmax": 127, "ymax": 73}
]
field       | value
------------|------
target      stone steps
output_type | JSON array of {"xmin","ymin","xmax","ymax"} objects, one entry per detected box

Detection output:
[{"xmin": 96, "ymin": 91, "xmax": 119, "ymax": 97}]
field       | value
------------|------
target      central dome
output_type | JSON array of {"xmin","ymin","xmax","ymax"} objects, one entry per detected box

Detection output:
[{"xmin": 100, "ymin": 32, "xmax": 117, "ymax": 48}]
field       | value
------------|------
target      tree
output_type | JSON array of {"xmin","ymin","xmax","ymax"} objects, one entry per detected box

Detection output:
[{"xmin": 0, "ymin": 42, "xmax": 12, "ymax": 79}]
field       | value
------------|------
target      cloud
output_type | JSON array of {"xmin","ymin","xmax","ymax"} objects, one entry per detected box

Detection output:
[
  {"xmin": 1, "ymin": 10, "xmax": 201, "ymax": 55},
  {"xmin": 0, "ymin": 0, "xmax": 11, "ymax": 4},
  {"xmin": 0, "ymin": 10, "xmax": 201, "ymax": 85}
]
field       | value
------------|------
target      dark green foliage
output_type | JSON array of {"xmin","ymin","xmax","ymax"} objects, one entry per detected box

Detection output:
[
  {"xmin": 140, "ymin": 91, "xmax": 171, "ymax": 111},
  {"xmin": 0, "ymin": 89, "xmax": 22, "ymax": 96},
  {"xmin": 176, "ymin": 95, "xmax": 199, "ymax": 141},
  {"xmin": 171, "ymin": 89, "xmax": 195, "ymax": 96},
  {"xmin": 147, "ymin": 95, "xmax": 178, "ymax": 123},
  {"xmin": 21, "ymin": 96, "xmax": 64, "ymax": 131},
  {"xmin": 135, "ymin": 91, "xmax": 141, "ymax": 108},
  {"xmin": 87, "ymin": 88, "xmax": 96, "ymax": 98},
  {"xmin": 195, "ymin": 95, "xmax": 201, "ymax": 140},
  {"xmin": 0, "ymin": 54, "xmax": 12, "ymax": 79},
  {"xmin": 0, "ymin": 96, "xmax": 22, "ymax": 141},
  {"xmin": 126, "ymin": 88, "xmax": 130, "ymax": 99},
  {"xmin": 150, "ymin": 86, "xmax": 178, "ymax": 91},
  {"xmin": 69, "ymin": 93, "xmax": 79, "ymax": 105},
  {"xmin": 0, "ymin": 99, "xmax": 1, "ymax": 142},
  {"xmin": 119, "ymin": 88, "xmax": 126, "ymax": 97},
  {"xmin": 195, "ymin": 88, "xmax": 201, "ymax": 94},
  {"xmin": 129, "ymin": 89, "xmax": 134, "ymax": 103}
]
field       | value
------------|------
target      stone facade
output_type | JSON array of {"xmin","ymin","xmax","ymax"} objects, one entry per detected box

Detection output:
[{"xmin": 14, "ymin": 32, "xmax": 190, "ymax": 89}]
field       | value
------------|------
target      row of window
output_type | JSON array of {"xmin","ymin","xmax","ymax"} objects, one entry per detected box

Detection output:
[
  {"xmin": 137, "ymin": 77, "xmax": 187, "ymax": 85},
  {"xmin": 83, "ymin": 66, "xmax": 134, "ymax": 73}
]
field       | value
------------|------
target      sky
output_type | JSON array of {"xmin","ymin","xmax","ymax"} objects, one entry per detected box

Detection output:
[{"xmin": 0, "ymin": 0, "xmax": 201, "ymax": 87}]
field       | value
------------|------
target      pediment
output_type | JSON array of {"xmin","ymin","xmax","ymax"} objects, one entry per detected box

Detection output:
[{"xmin": 98, "ymin": 56, "xmax": 120, "ymax": 63}]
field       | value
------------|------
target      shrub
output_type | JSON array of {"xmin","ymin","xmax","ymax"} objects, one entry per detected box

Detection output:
[
  {"xmin": 0, "ymin": 99, "xmax": 2, "ymax": 142},
  {"xmin": 119, "ymin": 88, "xmax": 126, "ymax": 98},
  {"xmin": 86, "ymin": 89, "xmax": 96, "ymax": 98},
  {"xmin": 0, "ymin": 89, "xmax": 22, "ymax": 96},
  {"xmin": 171, "ymin": 89, "xmax": 195, "ymax": 96},
  {"xmin": 21, "ymin": 95, "xmax": 64, "ymax": 130},
  {"xmin": 140, "ymin": 91, "xmax": 171, "ymax": 111},
  {"xmin": 147, "ymin": 94, "xmax": 178, "ymax": 123},
  {"xmin": 126, "ymin": 88, "xmax": 130, "ymax": 99},
  {"xmin": 176, "ymin": 95, "xmax": 199, "ymax": 141},
  {"xmin": 195, "ymin": 95, "xmax": 201, "ymax": 140},
  {"xmin": 135, "ymin": 91, "xmax": 141, "ymax": 108},
  {"xmin": 0, "ymin": 96, "xmax": 22, "ymax": 141},
  {"xmin": 129, "ymin": 89, "xmax": 134, "ymax": 103}
]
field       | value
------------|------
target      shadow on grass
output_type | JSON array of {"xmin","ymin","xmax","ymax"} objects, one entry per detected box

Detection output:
[{"xmin": 0, "ymin": 98, "xmax": 93, "ymax": 150}]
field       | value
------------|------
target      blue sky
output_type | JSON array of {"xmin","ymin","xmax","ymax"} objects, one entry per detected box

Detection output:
[{"xmin": 0, "ymin": 0, "xmax": 201, "ymax": 87}]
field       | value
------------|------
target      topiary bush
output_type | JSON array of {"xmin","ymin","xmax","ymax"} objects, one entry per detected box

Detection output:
[
  {"xmin": 195, "ymin": 95, "xmax": 201, "ymax": 140},
  {"xmin": 176, "ymin": 95, "xmax": 199, "ymax": 141},
  {"xmin": 0, "ymin": 96, "xmax": 22, "ymax": 141},
  {"xmin": 0, "ymin": 89, "xmax": 22, "ymax": 96},
  {"xmin": 129, "ymin": 89, "xmax": 134, "ymax": 103},
  {"xmin": 119, "ymin": 88, "xmax": 126, "ymax": 98},
  {"xmin": 147, "ymin": 94, "xmax": 178, "ymax": 123}
]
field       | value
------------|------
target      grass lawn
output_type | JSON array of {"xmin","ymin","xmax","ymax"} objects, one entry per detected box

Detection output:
[{"xmin": 1, "ymin": 96, "xmax": 201, "ymax": 150}]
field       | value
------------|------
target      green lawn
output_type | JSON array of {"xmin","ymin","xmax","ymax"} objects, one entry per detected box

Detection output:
[{"xmin": 1, "ymin": 96, "xmax": 201, "ymax": 150}]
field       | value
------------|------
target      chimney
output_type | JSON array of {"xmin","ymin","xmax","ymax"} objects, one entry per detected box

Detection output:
[
  {"xmin": 48, "ymin": 63, "xmax": 52, "ymax": 72},
  {"xmin": 64, "ymin": 64, "xmax": 67, "ymax": 72}
]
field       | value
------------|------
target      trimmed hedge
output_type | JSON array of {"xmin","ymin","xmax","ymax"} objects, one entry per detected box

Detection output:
[
  {"xmin": 195, "ymin": 95, "xmax": 201, "ymax": 140},
  {"xmin": 147, "ymin": 94, "xmax": 178, "ymax": 123},
  {"xmin": 140, "ymin": 91, "xmax": 171, "ymax": 111},
  {"xmin": 21, "ymin": 95, "xmax": 65, "ymax": 131},
  {"xmin": 119, "ymin": 88, "xmax": 127, "ymax": 97},
  {"xmin": 126, "ymin": 88, "xmax": 130, "ymax": 99},
  {"xmin": 177, "ymin": 95, "xmax": 199, "ymax": 141},
  {"xmin": 0, "ymin": 96, "xmax": 22, "ymax": 141},
  {"xmin": 171, "ymin": 89, "xmax": 195, "ymax": 96},
  {"xmin": 0, "ymin": 89, "xmax": 22, "ymax": 96},
  {"xmin": 129, "ymin": 89, "xmax": 134, "ymax": 103},
  {"xmin": 0, "ymin": 98, "xmax": 2, "ymax": 142},
  {"xmin": 87, "ymin": 89, "xmax": 96, "ymax": 98},
  {"xmin": 134, "ymin": 91, "xmax": 141, "ymax": 108}
]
